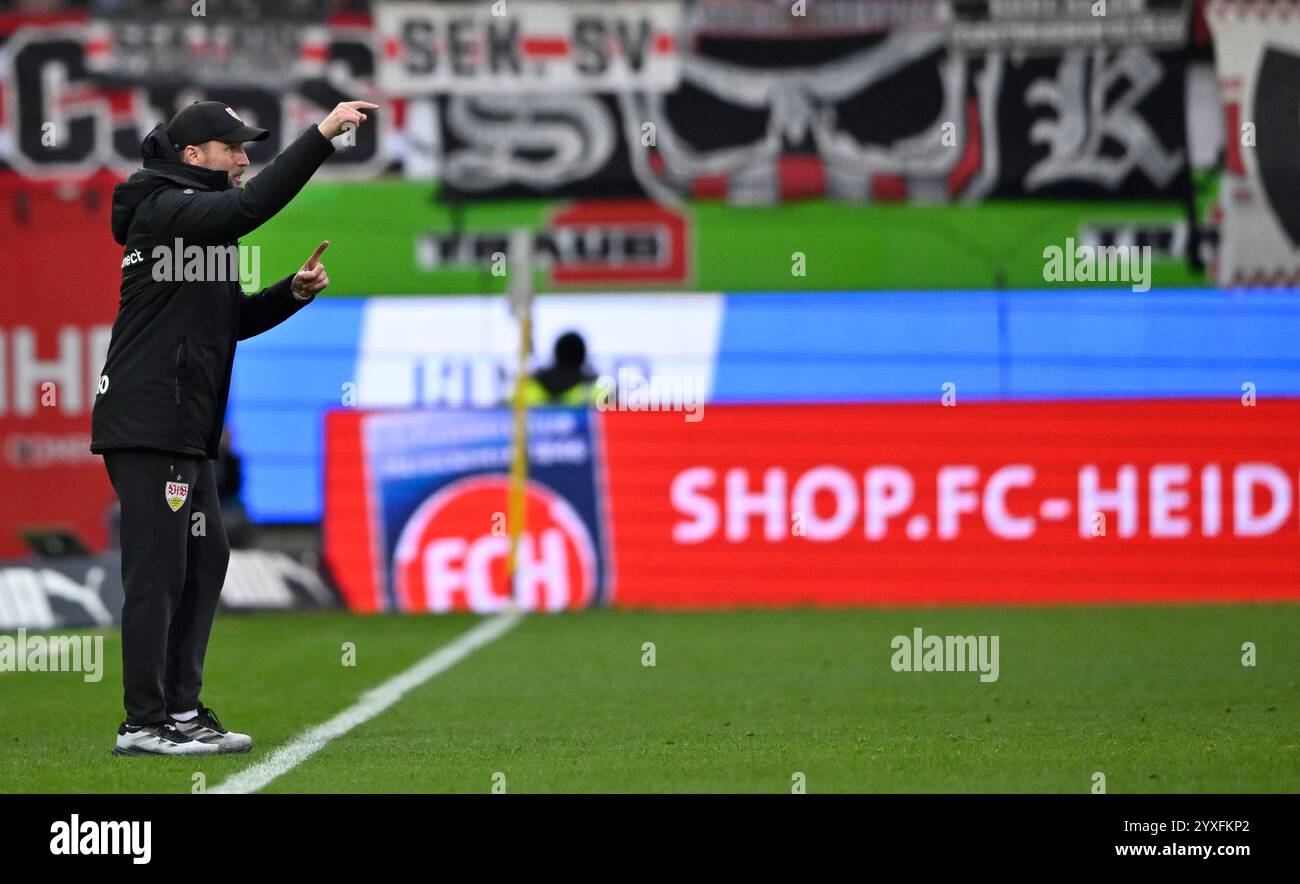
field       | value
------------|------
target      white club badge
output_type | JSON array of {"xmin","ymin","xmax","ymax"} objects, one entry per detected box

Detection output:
[{"xmin": 165, "ymin": 475, "xmax": 190, "ymax": 512}]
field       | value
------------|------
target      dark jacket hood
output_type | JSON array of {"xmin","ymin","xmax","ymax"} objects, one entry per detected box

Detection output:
[{"xmin": 110, "ymin": 123, "xmax": 232, "ymax": 245}]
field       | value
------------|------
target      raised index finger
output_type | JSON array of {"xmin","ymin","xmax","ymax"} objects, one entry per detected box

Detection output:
[
  {"xmin": 341, "ymin": 101, "xmax": 380, "ymax": 111},
  {"xmin": 306, "ymin": 240, "xmax": 330, "ymax": 269}
]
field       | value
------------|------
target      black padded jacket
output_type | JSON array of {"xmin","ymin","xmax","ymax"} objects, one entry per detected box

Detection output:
[{"xmin": 91, "ymin": 122, "xmax": 334, "ymax": 459}]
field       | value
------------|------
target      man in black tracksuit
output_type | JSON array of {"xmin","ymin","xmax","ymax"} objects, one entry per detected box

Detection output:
[{"xmin": 91, "ymin": 99, "xmax": 376, "ymax": 756}]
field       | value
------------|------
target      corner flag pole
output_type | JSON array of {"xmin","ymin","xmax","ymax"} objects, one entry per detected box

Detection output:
[{"xmin": 506, "ymin": 229, "xmax": 534, "ymax": 605}]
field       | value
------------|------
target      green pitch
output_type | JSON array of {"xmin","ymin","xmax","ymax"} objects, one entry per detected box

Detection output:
[{"xmin": 1, "ymin": 606, "xmax": 1296, "ymax": 793}]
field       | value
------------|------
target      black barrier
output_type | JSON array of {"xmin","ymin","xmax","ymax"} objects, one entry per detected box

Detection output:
[{"xmin": 0, "ymin": 550, "xmax": 339, "ymax": 631}]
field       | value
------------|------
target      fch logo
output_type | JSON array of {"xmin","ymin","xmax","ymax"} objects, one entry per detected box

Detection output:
[{"xmin": 392, "ymin": 475, "xmax": 597, "ymax": 613}]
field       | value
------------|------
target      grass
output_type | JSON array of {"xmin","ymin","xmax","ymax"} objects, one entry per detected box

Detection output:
[{"xmin": 1, "ymin": 606, "xmax": 1296, "ymax": 793}]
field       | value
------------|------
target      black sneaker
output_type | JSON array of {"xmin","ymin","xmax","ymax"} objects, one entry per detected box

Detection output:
[
  {"xmin": 112, "ymin": 720, "xmax": 220, "ymax": 756},
  {"xmin": 170, "ymin": 705, "xmax": 253, "ymax": 754}
]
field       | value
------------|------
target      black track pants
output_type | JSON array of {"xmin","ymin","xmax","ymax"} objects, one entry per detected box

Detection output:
[{"xmin": 103, "ymin": 449, "xmax": 230, "ymax": 725}]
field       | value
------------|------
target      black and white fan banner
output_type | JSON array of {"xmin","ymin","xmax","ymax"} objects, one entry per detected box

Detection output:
[{"xmin": 1208, "ymin": 1, "xmax": 1300, "ymax": 286}]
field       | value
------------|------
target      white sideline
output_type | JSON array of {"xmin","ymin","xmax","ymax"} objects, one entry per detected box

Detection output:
[{"xmin": 210, "ymin": 610, "xmax": 524, "ymax": 794}]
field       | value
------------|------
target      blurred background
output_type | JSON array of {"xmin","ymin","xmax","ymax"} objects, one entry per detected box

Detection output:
[{"xmin": 2, "ymin": 0, "xmax": 1298, "ymax": 624}]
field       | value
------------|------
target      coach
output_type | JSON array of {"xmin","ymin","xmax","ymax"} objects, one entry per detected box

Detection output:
[{"xmin": 91, "ymin": 99, "xmax": 376, "ymax": 756}]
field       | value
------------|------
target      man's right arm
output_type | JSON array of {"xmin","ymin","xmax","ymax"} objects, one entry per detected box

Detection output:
[{"xmin": 149, "ymin": 125, "xmax": 336, "ymax": 244}]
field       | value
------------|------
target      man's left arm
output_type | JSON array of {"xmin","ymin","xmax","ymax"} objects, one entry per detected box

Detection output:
[{"xmin": 237, "ymin": 241, "xmax": 329, "ymax": 341}]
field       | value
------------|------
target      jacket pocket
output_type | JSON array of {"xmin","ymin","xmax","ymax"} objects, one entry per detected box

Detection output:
[{"xmin": 173, "ymin": 336, "xmax": 188, "ymax": 407}]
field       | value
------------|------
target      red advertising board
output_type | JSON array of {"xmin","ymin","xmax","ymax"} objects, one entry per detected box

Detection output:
[
  {"xmin": 324, "ymin": 400, "xmax": 1300, "ymax": 610},
  {"xmin": 603, "ymin": 400, "xmax": 1300, "ymax": 606},
  {"xmin": 0, "ymin": 175, "xmax": 121, "ymax": 557}
]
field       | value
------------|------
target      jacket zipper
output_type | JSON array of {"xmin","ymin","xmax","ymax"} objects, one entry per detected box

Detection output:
[{"xmin": 174, "ymin": 337, "xmax": 187, "ymax": 406}]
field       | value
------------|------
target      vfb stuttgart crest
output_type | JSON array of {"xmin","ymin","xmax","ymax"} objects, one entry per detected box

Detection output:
[{"xmin": 165, "ymin": 478, "xmax": 190, "ymax": 512}]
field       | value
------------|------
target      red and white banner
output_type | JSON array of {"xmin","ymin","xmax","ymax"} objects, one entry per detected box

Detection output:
[
  {"xmin": 376, "ymin": 1, "xmax": 682, "ymax": 95},
  {"xmin": 0, "ymin": 178, "xmax": 120, "ymax": 558},
  {"xmin": 604, "ymin": 400, "xmax": 1300, "ymax": 606},
  {"xmin": 1207, "ymin": 1, "xmax": 1300, "ymax": 285},
  {"xmin": 324, "ymin": 399, "xmax": 1300, "ymax": 610}
]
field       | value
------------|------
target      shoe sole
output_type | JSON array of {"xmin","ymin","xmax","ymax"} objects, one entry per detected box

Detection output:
[{"xmin": 111, "ymin": 744, "xmax": 219, "ymax": 757}]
